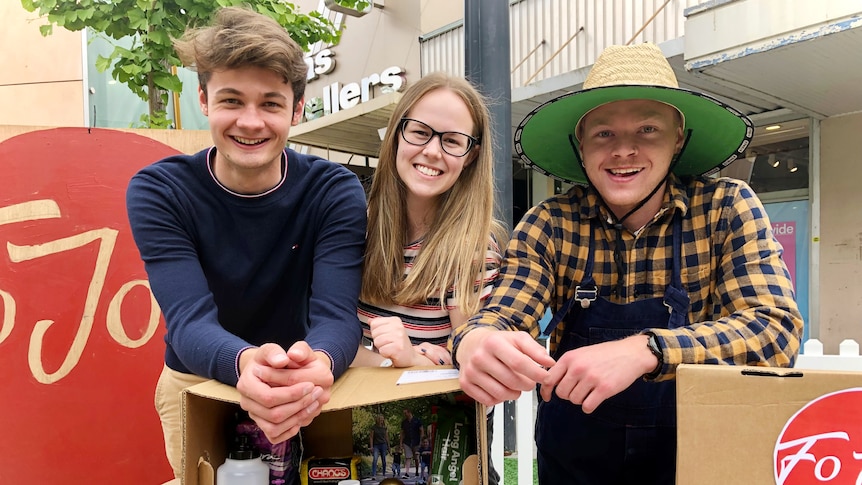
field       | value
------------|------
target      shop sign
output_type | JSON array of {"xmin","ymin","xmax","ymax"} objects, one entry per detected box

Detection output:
[
  {"xmin": 303, "ymin": 50, "xmax": 404, "ymax": 121},
  {"xmin": 305, "ymin": 48, "xmax": 336, "ymax": 82}
]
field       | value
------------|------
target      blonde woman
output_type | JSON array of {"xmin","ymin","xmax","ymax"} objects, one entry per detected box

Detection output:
[{"xmin": 351, "ymin": 72, "xmax": 506, "ymax": 370}]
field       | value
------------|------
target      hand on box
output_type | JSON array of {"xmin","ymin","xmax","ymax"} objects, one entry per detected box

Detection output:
[
  {"xmin": 539, "ymin": 334, "xmax": 655, "ymax": 413},
  {"xmin": 236, "ymin": 341, "xmax": 334, "ymax": 444},
  {"xmin": 414, "ymin": 342, "xmax": 452, "ymax": 366},
  {"xmin": 455, "ymin": 328, "xmax": 555, "ymax": 407},
  {"xmin": 369, "ymin": 316, "xmax": 424, "ymax": 367}
]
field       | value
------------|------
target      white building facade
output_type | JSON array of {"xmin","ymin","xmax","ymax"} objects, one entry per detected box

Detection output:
[{"xmin": 4, "ymin": 0, "xmax": 862, "ymax": 350}]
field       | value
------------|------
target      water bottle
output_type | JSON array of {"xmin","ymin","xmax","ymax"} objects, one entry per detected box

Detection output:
[{"xmin": 217, "ymin": 435, "xmax": 269, "ymax": 485}]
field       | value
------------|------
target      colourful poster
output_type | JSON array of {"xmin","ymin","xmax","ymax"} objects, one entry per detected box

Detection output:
[
  {"xmin": 763, "ymin": 200, "xmax": 809, "ymax": 340},
  {"xmin": 773, "ymin": 221, "xmax": 797, "ymax": 287}
]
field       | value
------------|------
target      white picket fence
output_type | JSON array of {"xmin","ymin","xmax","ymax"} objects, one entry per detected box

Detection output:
[
  {"xmin": 491, "ymin": 338, "xmax": 862, "ymax": 484},
  {"xmin": 794, "ymin": 338, "xmax": 862, "ymax": 371}
]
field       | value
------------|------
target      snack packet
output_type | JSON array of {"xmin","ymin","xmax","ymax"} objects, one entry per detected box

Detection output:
[{"xmin": 430, "ymin": 402, "xmax": 475, "ymax": 485}]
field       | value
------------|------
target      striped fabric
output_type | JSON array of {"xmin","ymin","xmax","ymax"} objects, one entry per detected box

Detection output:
[
  {"xmin": 359, "ymin": 236, "xmax": 502, "ymax": 348},
  {"xmin": 450, "ymin": 175, "xmax": 804, "ymax": 380}
]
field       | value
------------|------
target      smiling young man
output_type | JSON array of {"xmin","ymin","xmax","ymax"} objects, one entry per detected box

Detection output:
[
  {"xmin": 125, "ymin": 8, "xmax": 367, "ymax": 484},
  {"xmin": 450, "ymin": 43, "xmax": 803, "ymax": 483}
]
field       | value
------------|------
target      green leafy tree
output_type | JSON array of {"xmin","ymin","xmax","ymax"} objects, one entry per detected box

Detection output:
[{"xmin": 20, "ymin": 0, "xmax": 343, "ymax": 128}]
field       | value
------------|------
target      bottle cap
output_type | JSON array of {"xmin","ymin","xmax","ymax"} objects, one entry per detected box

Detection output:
[{"xmin": 228, "ymin": 434, "xmax": 258, "ymax": 460}]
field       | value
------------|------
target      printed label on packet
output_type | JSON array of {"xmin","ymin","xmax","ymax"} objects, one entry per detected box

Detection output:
[{"xmin": 431, "ymin": 404, "xmax": 475, "ymax": 485}]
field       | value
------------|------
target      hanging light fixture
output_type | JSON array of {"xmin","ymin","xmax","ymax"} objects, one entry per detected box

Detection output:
[
  {"xmin": 768, "ymin": 154, "xmax": 779, "ymax": 168},
  {"xmin": 788, "ymin": 160, "xmax": 798, "ymax": 173}
]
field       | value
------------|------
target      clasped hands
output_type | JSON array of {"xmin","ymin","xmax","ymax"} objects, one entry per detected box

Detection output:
[
  {"xmin": 236, "ymin": 341, "xmax": 332, "ymax": 444},
  {"xmin": 456, "ymin": 328, "xmax": 659, "ymax": 412}
]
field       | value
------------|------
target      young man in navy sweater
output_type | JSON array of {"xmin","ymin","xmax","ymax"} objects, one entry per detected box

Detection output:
[{"xmin": 126, "ymin": 8, "xmax": 367, "ymax": 483}]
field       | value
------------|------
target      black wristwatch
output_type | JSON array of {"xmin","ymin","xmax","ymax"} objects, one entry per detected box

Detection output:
[{"xmin": 645, "ymin": 332, "xmax": 663, "ymax": 378}]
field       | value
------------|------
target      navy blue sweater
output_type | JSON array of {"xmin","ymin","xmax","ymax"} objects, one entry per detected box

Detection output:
[{"xmin": 126, "ymin": 147, "xmax": 367, "ymax": 385}]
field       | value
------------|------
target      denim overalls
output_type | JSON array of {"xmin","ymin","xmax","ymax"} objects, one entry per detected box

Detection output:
[{"xmin": 536, "ymin": 215, "xmax": 689, "ymax": 484}]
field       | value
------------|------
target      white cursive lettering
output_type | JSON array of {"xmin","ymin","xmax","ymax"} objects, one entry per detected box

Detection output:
[
  {"xmin": 776, "ymin": 432, "xmax": 850, "ymax": 484},
  {"xmin": 1, "ymin": 199, "xmax": 161, "ymax": 384}
]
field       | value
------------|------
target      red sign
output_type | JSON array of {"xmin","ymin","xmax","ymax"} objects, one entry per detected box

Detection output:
[
  {"xmin": 0, "ymin": 128, "xmax": 179, "ymax": 483},
  {"xmin": 774, "ymin": 388, "xmax": 862, "ymax": 484},
  {"xmin": 308, "ymin": 465, "xmax": 350, "ymax": 480}
]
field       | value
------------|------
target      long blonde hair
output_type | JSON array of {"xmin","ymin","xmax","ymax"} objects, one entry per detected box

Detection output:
[{"xmin": 361, "ymin": 73, "xmax": 506, "ymax": 314}]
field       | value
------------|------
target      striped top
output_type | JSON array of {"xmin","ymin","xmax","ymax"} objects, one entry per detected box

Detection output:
[{"xmin": 358, "ymin": 236, "xmax": 502, "ymax": 347}]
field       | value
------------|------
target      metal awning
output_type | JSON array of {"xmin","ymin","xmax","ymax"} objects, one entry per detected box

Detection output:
[
  {"xmin": 510, "ymin": 2, "xmax": 862, "ymax": 141},
  {"xmin": 683, "ymin": 1, "xmax": 862, "ymax": 120},
  {"xmin": 289, "ymin": 91, "xmax": 402, "ymax": 157}
]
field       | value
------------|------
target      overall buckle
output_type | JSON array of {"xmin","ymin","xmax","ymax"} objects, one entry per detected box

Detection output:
[{"xmin": 575, "ymin": 285, "xmax": 597, "ymax": 308}]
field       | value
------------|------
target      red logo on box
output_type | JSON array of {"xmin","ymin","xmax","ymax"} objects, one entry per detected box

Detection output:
[
  {"xmin": 774, "ymin": 388, "xmax": 862, "ymax": 484},
  {"xmin": 308, "ymin": 466, "xmax": 350, "ymax": 480}
]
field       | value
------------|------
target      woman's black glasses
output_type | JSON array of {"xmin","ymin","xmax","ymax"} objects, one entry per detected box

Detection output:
[{"xmin": 399, "ymin": 118, "xmax": 479, "ymax": 157}]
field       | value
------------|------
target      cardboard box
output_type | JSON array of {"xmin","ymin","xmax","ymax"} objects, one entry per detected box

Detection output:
[
  {"xmin": 182, "ymin": 366, "xmax": 487, "ymax": 485},
  {"xmin": 676, "ymin": 364, "xmax": 862, "ymax": 484}
]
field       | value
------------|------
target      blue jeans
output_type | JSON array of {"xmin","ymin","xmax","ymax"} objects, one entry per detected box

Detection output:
[{"xmin": 372, "ymin": 443, "xmax": 388, "ymax": 476}]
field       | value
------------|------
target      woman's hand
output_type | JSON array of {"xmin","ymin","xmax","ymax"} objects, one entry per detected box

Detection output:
[
  {"xmin": 369, "ymin": 316, "xmax": 418, "ymax": 367},
  {"xmin": 414, "ymin": 342, "xmax": 452, "ymax": 365}
]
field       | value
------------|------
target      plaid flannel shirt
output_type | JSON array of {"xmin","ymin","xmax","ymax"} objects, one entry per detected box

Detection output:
[{"xmin": 450, "ymin": 175, "xmax": 803, "ymax": 381}]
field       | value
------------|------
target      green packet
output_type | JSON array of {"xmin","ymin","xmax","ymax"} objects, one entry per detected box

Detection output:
[{"xmin": 430, "ymin": 401, "xmax": 476, "ymax": 485}]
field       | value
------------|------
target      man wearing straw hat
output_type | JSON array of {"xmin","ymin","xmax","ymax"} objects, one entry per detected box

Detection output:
[{"xmin": 450, "ymin": 43, "xmax": 803, "ymax": 483}]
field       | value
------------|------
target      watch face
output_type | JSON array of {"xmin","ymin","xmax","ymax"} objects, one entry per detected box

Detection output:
[{"xmin": 648, "ymin": 334, "xmax": 662, "ymax": 357}]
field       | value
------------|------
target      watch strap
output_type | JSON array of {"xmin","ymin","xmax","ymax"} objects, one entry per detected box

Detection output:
[{"xmin": 644, "ymin": 332, "xmax": 662, "ymax": 379}]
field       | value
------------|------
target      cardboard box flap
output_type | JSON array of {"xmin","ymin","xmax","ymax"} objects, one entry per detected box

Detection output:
[
  {"xmin": 182, "ymin": 366, "xmax": 461, "ymax": 408},
  {"xmin": 324, "ymin": 366, "xmax": 461, "ymax": 411},
  {"xmin": 185, "ymin": 378, "xmax": 241, "ymax": 403},
  {"xmin": 182, "ymin": 382, "xmax": 237, "ymax": 485}
]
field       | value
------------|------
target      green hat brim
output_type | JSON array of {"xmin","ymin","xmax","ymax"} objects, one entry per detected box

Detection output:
[{"xmin": 513, "ymin": 85, "xmax": 754, "ymax": 185}]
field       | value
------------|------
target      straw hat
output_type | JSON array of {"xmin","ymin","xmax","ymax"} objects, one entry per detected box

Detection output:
[{"xmin": 514, "ymin": 43, "xmax": 754, "ymax": 185}]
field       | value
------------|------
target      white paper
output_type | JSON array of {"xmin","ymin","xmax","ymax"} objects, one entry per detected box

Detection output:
[{"xmin": 396, "ymin": 369, "xmax": 460, "ymax": 385}]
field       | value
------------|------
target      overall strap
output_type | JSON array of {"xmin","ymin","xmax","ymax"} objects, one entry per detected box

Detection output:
[
  {"xmin": 542, "ymin": 219, "xmax": 598, "ymax": 337},
  {"xmin": 662, "ymin": 214, "xmax": 690, "ymax": 322}
]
